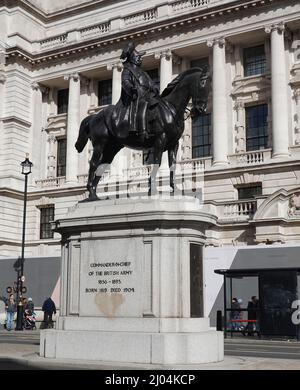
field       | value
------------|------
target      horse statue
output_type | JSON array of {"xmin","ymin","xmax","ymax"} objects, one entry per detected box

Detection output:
[{"xmin": 75, "ymin": 66, "xmax": 211, "ymax": 201}]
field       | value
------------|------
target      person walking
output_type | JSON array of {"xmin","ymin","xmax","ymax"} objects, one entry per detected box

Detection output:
[
  {"xmin": 25, "ymin": 297, "xmax": 34, "ymax": 315},
  {"xmin": 42, "ymin": 297, "xmax": 56, "ymax": 329},
  {"xmin": 5, "ymin": 294, "xmax": 17, "ymax": 331},
  {"xmin": 230, "ymin": 297, "xmax": 241, "ymax": 331},
  {"xmin": 243, "ymin": 296, "xmax": 260, "ymax": 336}
]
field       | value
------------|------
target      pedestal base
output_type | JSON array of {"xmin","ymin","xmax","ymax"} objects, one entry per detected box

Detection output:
[
  {"xmin": 42, "ymin": 197, "xmax": 223, "ymax": 365},
  {"xmin": 40, "ymin": 318, "xmax": 223, "ymax": 364}
]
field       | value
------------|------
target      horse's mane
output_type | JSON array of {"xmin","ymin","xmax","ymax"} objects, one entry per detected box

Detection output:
[{"xmin": 160, "ymin": 67, "xmax": 205, "ymax": 98}]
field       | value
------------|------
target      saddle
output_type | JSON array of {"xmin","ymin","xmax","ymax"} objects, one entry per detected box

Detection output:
[{"xmin": 110, "ymin": 99, "xmax": 175, "ymax": 141}]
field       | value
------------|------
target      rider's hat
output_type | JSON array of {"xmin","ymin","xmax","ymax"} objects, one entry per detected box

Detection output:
[{"xmin": 120, "ymin": 42, "xmax": 146, "ymax": 62}]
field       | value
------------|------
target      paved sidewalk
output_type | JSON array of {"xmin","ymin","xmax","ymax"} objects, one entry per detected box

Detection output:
[{"xmin": 1, "ymin": 330, "xmax": 300, "ymax": 370}]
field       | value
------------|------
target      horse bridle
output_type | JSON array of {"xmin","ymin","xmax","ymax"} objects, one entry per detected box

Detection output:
[{"xmin": 184, "ymin": 73, "xmax": 209, "ymax": 121}]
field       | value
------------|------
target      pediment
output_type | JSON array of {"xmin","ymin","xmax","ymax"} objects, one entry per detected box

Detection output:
[
  {"xmin": 232, "ymin": 75, "xmax": 271, "ymax": 96},
  {"xmin": 254, "ymin": 188, "xmax": 300, "ymax": 220}
]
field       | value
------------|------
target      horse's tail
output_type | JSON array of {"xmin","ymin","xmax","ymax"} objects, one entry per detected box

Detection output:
[{"xmin": 75, "ymin": 116, "xmax": 90, "ymax": 153}]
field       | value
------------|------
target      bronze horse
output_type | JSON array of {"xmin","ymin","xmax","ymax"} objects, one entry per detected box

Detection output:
[{"xmin": 75, "ymin": 66, "xmax": 210, "ymax": 201}]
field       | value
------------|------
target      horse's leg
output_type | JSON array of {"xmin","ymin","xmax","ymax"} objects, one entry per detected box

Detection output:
[
  {"xmin": 168, "ymin": 142, "xmax": 179, "ymax": 193},
  {"xmin": 149, "ymin": 133, "xmax": 166, "ymax": 195},
  {"xmin": 87, "ymin": 144, "xmax": 105, "ymax": 200},
  {"xmin": 90, "ymin": 142, "xmax": 123, "ymax": 198}
]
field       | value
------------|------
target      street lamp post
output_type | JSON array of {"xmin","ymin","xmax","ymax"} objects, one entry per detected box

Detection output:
[{"xmin": 15, "ymin": 154, "xmax": 33, "ymax": 331}]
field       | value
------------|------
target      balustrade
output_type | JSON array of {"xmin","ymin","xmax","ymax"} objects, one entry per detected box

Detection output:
[
  {"xmin": 124, "ymin": 8, "xmax": 157, "ymax": 26},
  {"xmin": 222, "ymin": 200, "xmax": 257, "ymax": 219},
  {"xmin": 171, "ymin": 0, "xmax": 210, "ymax": 12},
  {"xmin": 229, "ymin": 149, "xmax": 271, "ymax": 166},
  {"xmin": 40, "ymin": 34, "xmax": 67, "ymax": 50},
  {"xmin": 35, "ymin": 177, "xmax": 66, "ymax": 188},
  {"xmin": 80, "ymin": 23, "xmax": 110, "ymax": 40}
]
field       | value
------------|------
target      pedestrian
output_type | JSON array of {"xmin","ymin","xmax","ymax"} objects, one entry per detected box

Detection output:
[
  {"xmin": 230, "ymin": 297, "xmax": 241, "ymax": 331},
  {"xmin": 243, "ymin": 295, "xmax": 260, "ymax": 336},
  {"xmin": 5, "ymin": 294, "xmax": 17, "ymax": 331},
  {"xmin": 25, "ymin": 297, "xmax": 34, "ymax": 315},
  {"xmin": 42, "ymin": 297, "xmax": 56, "ymax": 329}
]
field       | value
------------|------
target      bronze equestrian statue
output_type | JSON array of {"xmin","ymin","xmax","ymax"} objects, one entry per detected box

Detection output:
[{"xmin": 75, "ymin": 42, "xmax": 211, "ymax": 201}]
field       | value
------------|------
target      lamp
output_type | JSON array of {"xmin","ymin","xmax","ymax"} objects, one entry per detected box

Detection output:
[{"xmin": 15, "ymin": 154, "xmax": 33, "ymax": 331}]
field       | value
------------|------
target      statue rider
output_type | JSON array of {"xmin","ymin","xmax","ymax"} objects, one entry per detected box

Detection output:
[{"xmin": 118, "ymin": 42, "xmax": 161, "ymax": 140}]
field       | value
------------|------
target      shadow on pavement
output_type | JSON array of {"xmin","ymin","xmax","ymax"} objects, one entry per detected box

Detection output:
[{"xmin": 0, "ymin": 358, "xmax": 43, "ymax": 370}]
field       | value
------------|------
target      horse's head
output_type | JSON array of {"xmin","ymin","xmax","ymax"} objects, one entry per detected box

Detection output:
[{"xmin": 190, "ymin": 66, "xmax": 211, "ymax": 118}]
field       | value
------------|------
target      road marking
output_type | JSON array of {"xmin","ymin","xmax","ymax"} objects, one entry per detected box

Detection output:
[
  {"xmin": 226, "ymin": 349, "xmax": 300, "ymax": 356},
  {"xmin": 225, "ymin": 343, "xmax": 300, "ymax": 349}
]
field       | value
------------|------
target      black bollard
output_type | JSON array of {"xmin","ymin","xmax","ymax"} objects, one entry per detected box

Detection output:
[
  {"xmin": 15, "ymin": 300, "xmax": 24, "ymax": 331},
  {"xmin": 216, "ymin": 310, "xmax": 223, "ymax": 331}
]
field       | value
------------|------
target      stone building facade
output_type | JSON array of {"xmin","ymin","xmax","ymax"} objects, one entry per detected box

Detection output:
[{"xmin": 1, "ymin": 0, "xmax": 300, "ymax": 315}]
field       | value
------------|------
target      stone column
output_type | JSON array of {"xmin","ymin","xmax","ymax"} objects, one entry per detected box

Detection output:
[
  {"xmin": 155, "ymin": 49, "xmax": 173, "ymax": 172},
  {"xmin": 265, "ymin": 23, "xmax": 290, "ymax": 158},
  {"xmin": 108, "ymin": 62, "xmax": 123, "ymax": 104},
  {"xmin": 30, "ymin": 82, "xmax": 45, "ymax": 182},
  {"xmin": 90, "ymin": 78, "xmax": 99, "ymax": 110},
  {"xmin": 182, "ymin": 118, "xmax": 192, "ymax": 160},
  {"xmin": 41, "ymin": 87, "xmax": 50, "ymax": 180},
  {"xmin": 64, "ymin": 72, "xmax": 81, "ymax": 184},
  {"xmin": 107, "ymin": 62, "xmax": 126, "ymax": 178},
  {"xmin": 156, "ymin": 49, "xmax": 173, "ymax": 93},
  {"xmin": 294, "ymin": 89, "xmax": 300, "ymax": 145},
  {"xmin": 234, "ymin": 100, "xmax": 245, "ymax": 153},
  {"xmin": 0, "ymin": 72, "xmax": 6, "ymax": 177},
  {"xmin": 79, "ymin": 76, "xmax": 91, "ymax": 178},
  {"xmin": 48, "ymin": 88, "xmax": 56, "ymax": 116},
  {"xmin": 234, "ymin": 45, "xmax": 242, "ymax": 78},
  {"xmin": 207, "ymin": 38, "xmax": 229, "ymax": 166},
  {"xmin": 47, "ymin": 134, "xmax": 57, "ymax": 178}
]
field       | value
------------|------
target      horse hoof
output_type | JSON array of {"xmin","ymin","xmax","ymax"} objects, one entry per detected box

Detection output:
[{"xmin": 89, "ymin": 195, "xmax": 99, "ymax": 201}]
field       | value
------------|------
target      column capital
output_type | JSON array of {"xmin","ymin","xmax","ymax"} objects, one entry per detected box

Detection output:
[
  {"xmin": 154, "ymin": 49, "xmax": 172, "ymax": 61},
  {"xmin": 234, "ymin": 100, "xmax": 244, "ymax": 111},
  {"xmin": 31, "ymin": 82, "xmax": 49, "ymax": 95},
  {"xmin": 207, "ymin": 37, "xmax": 226, "ymax": 48},
  {"xmin": 64, "ymin": 72, "xmax": 80, "ymax": 82},
  {"xmin": 265, "ymin": 22, "xmax": 285, "ymax": 34},
  {"xmin": 107, "ymin": 61, "xmax": 123, "ymax": 72}
]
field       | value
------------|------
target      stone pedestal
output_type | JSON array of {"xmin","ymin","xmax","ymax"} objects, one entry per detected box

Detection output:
[{"xmin": 40, "ymin": 197, "xmax": 223, "ymax": 364}]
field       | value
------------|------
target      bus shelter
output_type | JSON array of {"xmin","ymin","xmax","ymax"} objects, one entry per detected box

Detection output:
[{"xmin": 214, "ymin": 268, "xmax": 300, "ymax": 339}]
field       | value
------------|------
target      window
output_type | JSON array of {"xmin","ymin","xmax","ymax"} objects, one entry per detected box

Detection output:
[
  {"xmin": 98, "ymin": 79, "xmax": 112, "ymax": 106},
  {"xmin": 57, "ymin": 138, "xmax": 67, "ymax": 177},
  {"xmin": 57, "ymin": 89, "xmax": 69, "ymax": 114},
  {"xmin": 238, "ymin": 184, "xmax": 262, "ymax": 200},
  {"xmin": 246, "ymin": 104, "xmax": 268, "ymax": 151},
  {"xmin": 191, "ymin": 57, "xmax": 209, "ymax": 69},
  {"xmin": 146, "ymin": 68, "xmax": 160, "ymax": 91},
  {"xmin": 40, "ymin": 206, "xmax": 55, "ymax": 239},
  {"xmin": 192, "ymin": 113, "xmax": 212, "ymax": 158},
  {"xmin": 243, "ymin": 45, "xmax": 266, "ymax": 77}
]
